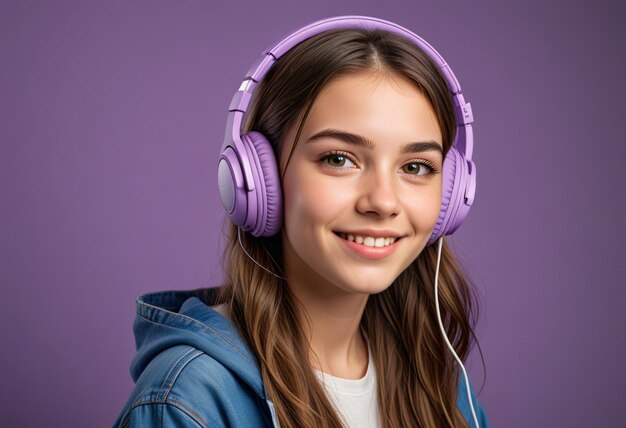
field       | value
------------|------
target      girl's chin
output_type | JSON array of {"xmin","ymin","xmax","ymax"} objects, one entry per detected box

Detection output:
[{"xmin": 332, "ymin": 276, "xmax": 397, "ymax": 295}]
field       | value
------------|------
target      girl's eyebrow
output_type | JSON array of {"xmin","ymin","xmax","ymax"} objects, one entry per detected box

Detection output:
[
  {"xmin": 305, "ymin": 128, "xmax": 375, "ymax": 149},
  {"xmin": 401, "ymin": 140, "xmax": 443, "ymax": 156},
  {"xmin": 304, "ymin": 128, "xmax": 443, "ymax": 155}
]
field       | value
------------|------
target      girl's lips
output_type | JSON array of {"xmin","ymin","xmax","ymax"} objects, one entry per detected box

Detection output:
[{"xmin": 334, "ymin": 232, "xmax": 401, "ymax": 260}]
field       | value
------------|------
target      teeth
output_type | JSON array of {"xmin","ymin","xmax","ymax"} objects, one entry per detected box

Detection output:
[{"xmin": 338, "ymin": 233, "xmax": 397, "ymax": 247}]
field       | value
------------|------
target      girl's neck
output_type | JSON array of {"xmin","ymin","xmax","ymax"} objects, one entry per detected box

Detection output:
[
  {"xmin": 286, "ymin": 278, "xmax": 370, "ymax": 380},
  {"xmin": 308, "ymin": 323, "xmax": 369, "ymax": 380}
]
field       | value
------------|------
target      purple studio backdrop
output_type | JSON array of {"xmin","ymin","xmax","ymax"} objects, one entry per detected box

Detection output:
[{"xmin": 2, "ymin": 0, "xmax": 625, "ymax": 427}]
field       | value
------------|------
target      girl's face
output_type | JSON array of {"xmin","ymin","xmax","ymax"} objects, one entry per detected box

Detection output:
[{"xmin": 279, "ymin": 70, "xmax": 444, "ymax": 297}]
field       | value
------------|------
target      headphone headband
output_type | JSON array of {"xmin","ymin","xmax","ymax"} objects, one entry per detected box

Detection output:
[{"xmin": 226, "ymin": 16, "xmax": 474, "ymax": 154}]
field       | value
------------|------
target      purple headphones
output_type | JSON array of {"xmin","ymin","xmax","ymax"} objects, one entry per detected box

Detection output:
[{"xmin": 218, "ymin": 16, "xmax": 476, "ymax": 245}]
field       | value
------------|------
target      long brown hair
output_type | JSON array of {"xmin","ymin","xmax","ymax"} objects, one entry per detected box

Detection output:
[{"xmin": 211, "ymin": 28, "xmax": 485, "ymax": 427}]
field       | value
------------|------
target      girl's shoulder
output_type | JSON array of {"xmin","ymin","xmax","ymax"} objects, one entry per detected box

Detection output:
[
  {"xmin": 115, "ymin": 289, "xmax": 276, "ymax": 427},
  {"xmin": 114, "ymin": 344, "xmax": 273, "ymax": 427}
]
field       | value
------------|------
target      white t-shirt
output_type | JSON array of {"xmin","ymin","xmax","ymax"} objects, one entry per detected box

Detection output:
[{"xmin": 313, "ymin": 344, "xmax": 380, "ymax": 428}]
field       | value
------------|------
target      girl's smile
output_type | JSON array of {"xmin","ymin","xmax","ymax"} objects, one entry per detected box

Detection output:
[
  {"xmin": 279, "ymin": 69, "xmax": 444, "ymax": 296},
  {"xmin": 334, "ymin": 230, "xmax": 402, "ymax": 260}
]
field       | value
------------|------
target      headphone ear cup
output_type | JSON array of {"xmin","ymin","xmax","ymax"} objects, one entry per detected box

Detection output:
[
  {"xmin": 242, "ymin": 132, "xmax": 283, "ymax": 237},
  {"xmin": 429, "ymin": 147, "xmax": 471, "ymax": 245}
]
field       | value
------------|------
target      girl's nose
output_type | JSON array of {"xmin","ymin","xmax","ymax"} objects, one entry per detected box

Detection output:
[{"xmin": 355, "ymin": 170, "xmax": 401, "ymax": 218}]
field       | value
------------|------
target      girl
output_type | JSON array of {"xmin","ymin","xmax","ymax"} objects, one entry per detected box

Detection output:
[{"xmin": 115, "ymin": 16, "xmax": 489, "ymax": 428}]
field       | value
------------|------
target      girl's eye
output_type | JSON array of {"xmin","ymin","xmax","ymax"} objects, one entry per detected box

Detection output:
[
  {"xmin": 319, "ymin": 152, "xmax": 356, "ymax": 169},
  {"xmin": 401, "ymin": 161, "xmax": 439, "ymax": 178}
]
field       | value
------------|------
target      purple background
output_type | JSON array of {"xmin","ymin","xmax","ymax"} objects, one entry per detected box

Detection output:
[{"xmin": 2, "ymin": 0, "xmax": 625, "ymax": 426}]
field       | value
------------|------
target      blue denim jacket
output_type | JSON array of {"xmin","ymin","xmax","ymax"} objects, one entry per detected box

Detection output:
[{"xmin": 114, "ymin": 289, "xmax": 490, "ymax": 427}]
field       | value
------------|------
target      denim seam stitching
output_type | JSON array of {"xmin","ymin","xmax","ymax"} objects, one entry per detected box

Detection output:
[
  {"xmin": 119, "ymin": 400, "xmax": 207, "ymax": 428},
  {"xmin": 156, "ymin": 347, "xmax": 198, "ymax": 401},
  {"xmin": 162, "ymin": 349, "xmax": 204, "ymax": 401},
  {"xmin": 135, "ymin": 310, "xmax": 256, "ymax": 368}
]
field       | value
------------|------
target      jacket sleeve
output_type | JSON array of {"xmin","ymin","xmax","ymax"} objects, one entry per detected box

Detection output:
[
  {"xmin": 457, "ymin": 374, "xmax": 490, "ymax": 428},
  {"xmin": 469, "ymin": 398, "xmax": 490, "ymax": 428},
  {"xmin": 115, "ymin": 402, "xmax": 206, "ymax": 428}
]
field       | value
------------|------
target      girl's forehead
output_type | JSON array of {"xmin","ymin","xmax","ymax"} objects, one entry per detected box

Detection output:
[{"xmin": 301, "ymin": 71, "xmax": 442, "ymax": 148}]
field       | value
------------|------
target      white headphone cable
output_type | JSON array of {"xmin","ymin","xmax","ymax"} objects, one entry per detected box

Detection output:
[
  {"xmin": 237, "ymin": 227, "xmax": 285, "ymax": 280},
  {"xmin": 434, "ymin": 236, "xmax": 480, "ymax": 428}
]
